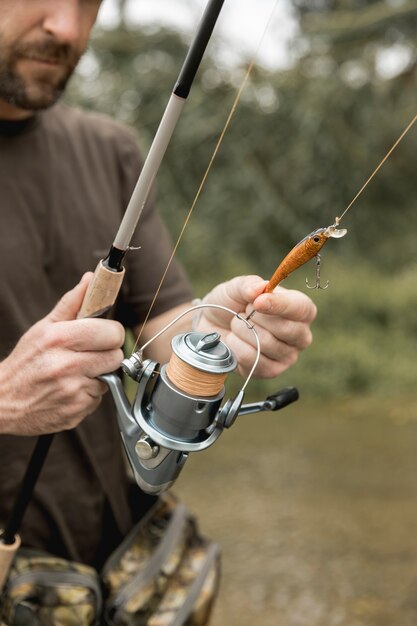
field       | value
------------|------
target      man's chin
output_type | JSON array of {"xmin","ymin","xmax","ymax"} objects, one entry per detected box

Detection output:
[
  {"xmin": 2, "ymin": 75, "xmax": 67, "ymax": 112},
  {"xmin": 0, "ymin": 60, "xmax": 71, "ymax": 111},
  {"xmin": 18, "ymin": 86, "xmax": 63, "ymax": 111}
]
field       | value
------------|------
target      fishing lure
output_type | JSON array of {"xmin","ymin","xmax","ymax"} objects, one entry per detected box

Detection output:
[
  {"xmin": 263, "ymin": 223, "xmax": 347, "ymax": 293},
  {"xmin": 245, "ymin": 222, "xmax": 346, "ymax": 321}
]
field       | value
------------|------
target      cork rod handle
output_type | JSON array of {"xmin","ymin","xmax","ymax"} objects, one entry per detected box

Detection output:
[
  {"xmin": 78, "ymin": 260, "xmax": 125, "ymax": 319},
  {"xmin": 0, "ymin": 534, "xmax": 20, "ymax": 593}
]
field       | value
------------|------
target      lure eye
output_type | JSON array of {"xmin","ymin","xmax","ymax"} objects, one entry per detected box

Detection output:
[{"xmin": 313, "ymin": 236, "xmax": 320, "ymax": 243}]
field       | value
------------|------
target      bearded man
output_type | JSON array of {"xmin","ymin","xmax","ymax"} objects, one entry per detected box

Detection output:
[{"xmin": 0, "ymin": 0, "xmax": 316, "ymax": 568}]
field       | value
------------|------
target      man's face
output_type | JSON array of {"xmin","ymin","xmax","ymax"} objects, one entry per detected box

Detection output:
[{"xmin": 0, "ymin": 0, "xmax": 102, "ymax": 114}]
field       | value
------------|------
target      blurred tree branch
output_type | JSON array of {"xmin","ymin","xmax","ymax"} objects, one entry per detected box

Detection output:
[{"xmin": 299, "ymin": 0, "xmax": 417, "ymax": 44}]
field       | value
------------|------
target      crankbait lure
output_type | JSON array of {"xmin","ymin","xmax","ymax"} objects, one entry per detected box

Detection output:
[
  {"xmin": 246, "ymin": 223, "xmax": 346, "ymax": 321},
  {"xmin": 264, "ymin": 223, "xmax": 347, "ymax": 293}
]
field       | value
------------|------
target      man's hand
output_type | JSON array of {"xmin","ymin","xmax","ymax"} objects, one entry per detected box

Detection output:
[
  {"xmin": 0, "ymin": 274, "xmax": 125, "ymax": 436},
  {"xmin": 197, "ymin": 275, "xmax": 317, "ymax": 378}
]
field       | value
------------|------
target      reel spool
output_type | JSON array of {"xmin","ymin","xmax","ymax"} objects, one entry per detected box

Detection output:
[
  {"xmin": 167, "ymin": 331, "xmax": 234, "ymax": 396},
  {"xmin": 146, "ymin": 330, "xmax": 237, "ymax": 447},
  {"xmin": 102, "ymin": 305, "xmax": 299, "ymax": 494}
]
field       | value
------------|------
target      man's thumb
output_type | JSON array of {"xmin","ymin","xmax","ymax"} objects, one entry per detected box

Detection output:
[{"xmin": 46, "ymin": 273, "xmax": 93, "ymax": 323}]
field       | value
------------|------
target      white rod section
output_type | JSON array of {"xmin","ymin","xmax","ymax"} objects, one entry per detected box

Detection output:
[{"xmin": 113, "ymin": 94, "xmax": 186, "ymax": 251}]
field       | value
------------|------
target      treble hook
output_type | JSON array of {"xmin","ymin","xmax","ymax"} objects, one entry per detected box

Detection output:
[{"xmin": 306, "ymin": 254, "xmax": 329, "ymax": 290}]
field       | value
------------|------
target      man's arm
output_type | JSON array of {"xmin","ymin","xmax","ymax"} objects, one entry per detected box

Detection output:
[{"xmin": 137, "ymin": 275, "xmax": 317, "ymax": 377}]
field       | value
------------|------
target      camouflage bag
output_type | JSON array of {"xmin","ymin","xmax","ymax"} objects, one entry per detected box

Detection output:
[
  {"xmin": 1, "ymin": 551, "xmax": 102, "ymax": 625},
  {"xmin": 102, "ymin": 494, "xmax": 221, "ymax": 626},
  {"xmin": 0, "ymin": 495, "xmax": 220, "ymax": 626}
]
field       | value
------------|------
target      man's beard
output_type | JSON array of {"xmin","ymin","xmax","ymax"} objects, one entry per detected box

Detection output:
[{"xmin": 0, "ymin": 37, "xmax": 80, "ymax": 111}]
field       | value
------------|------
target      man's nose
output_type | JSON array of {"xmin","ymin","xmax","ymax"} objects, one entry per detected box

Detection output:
[{"xmin": 42, "ymin": 1, "xmax": 81, "ymax": 45}]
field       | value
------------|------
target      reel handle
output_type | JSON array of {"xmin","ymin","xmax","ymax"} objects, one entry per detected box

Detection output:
[
  {"xmin": 234, "ymin": 387, "xmax": 299, "ymax": 418},
  {"xmin": 266, "ymin": 387, "xmax": 299, "ymax": 410}
]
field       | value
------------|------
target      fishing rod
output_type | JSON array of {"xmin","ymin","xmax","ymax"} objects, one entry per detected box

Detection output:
[{"xmin": 0, "ymin": 436, "xmax": 53, "ymax": 591}]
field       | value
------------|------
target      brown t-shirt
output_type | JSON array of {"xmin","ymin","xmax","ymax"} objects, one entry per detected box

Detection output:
[{"xmin": 0, "ymin": 104, "xmax": 192, "ymax": 566}]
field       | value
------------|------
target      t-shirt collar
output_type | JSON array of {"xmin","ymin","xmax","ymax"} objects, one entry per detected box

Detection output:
[{"xmin": 0, "ymin": 115, "xmax": 37, "ymax": 137}]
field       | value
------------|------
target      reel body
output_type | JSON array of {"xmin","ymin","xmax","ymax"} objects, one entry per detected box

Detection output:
[{"xmin": 102, "ymin": 308, "xmax": 299, "ymax": 494}]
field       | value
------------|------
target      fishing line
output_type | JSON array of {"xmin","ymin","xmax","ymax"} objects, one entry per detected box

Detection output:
[
  {"xmin": 336, "ymin": 112, "xmax": 417, "ymax": 225},
  {"xmin": 133, "ymin": 0, "xmax": 281, "ymax": 352}
]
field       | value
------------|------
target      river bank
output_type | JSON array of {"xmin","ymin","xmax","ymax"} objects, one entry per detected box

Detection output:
[{"xmin": 176, "ymin": 394, "xmax": 417, "ymax": 626}]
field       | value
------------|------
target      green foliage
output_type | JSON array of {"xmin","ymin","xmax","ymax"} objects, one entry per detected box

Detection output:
[{"xmin": 66, "ymin": 1, "xmax": 417, "ymax": 398}]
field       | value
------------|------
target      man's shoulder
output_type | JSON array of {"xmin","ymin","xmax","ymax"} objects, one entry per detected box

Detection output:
[{"xmin": 40, "ymin": 103, "xmax": 139, "ymax": 154}]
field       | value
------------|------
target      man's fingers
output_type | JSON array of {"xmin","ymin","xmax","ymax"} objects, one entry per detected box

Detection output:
[
  {"xmin": 245, "ymin": 309, "xmax": 313, "ymax": 351},
  {"xmin": 200, "ymin": 276, "xmax": 267, "ymax": 329},
  {"xmin": 225, "ymin": 331, "xmax": 297, "ymax": 379},
  {"xmin": 230, "ymin": 314, "xmax": 309, "ymax": 359},
  {"xmin": 77, "ymin": 349, "xmax": 124, "ymax": 378},
  {"xmin": 220, "ymin": 275, "xmax": 268, "ymax": 307},
  {"xmin": 46, "ymin": 318, "xmax": 125, "ymax": 352},
  {"xmin": 253, "ymin": 287, "xmax": 317, "ymax": 323},
  {"xmin": 41, "ymin": 347, "xmax": 124, "ymax": 382},
  {"xmin": 203, "ymin": 279, "xmax": 316, "ymax": 326},
  {"xmin": 86, "ymin": 379, "xmax": 109, "ymax": 399}
]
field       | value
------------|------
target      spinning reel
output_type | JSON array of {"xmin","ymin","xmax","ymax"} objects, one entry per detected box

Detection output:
[{"xmin": 102, "ymin": 305, "xmax": 298, "ymax": 494}]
